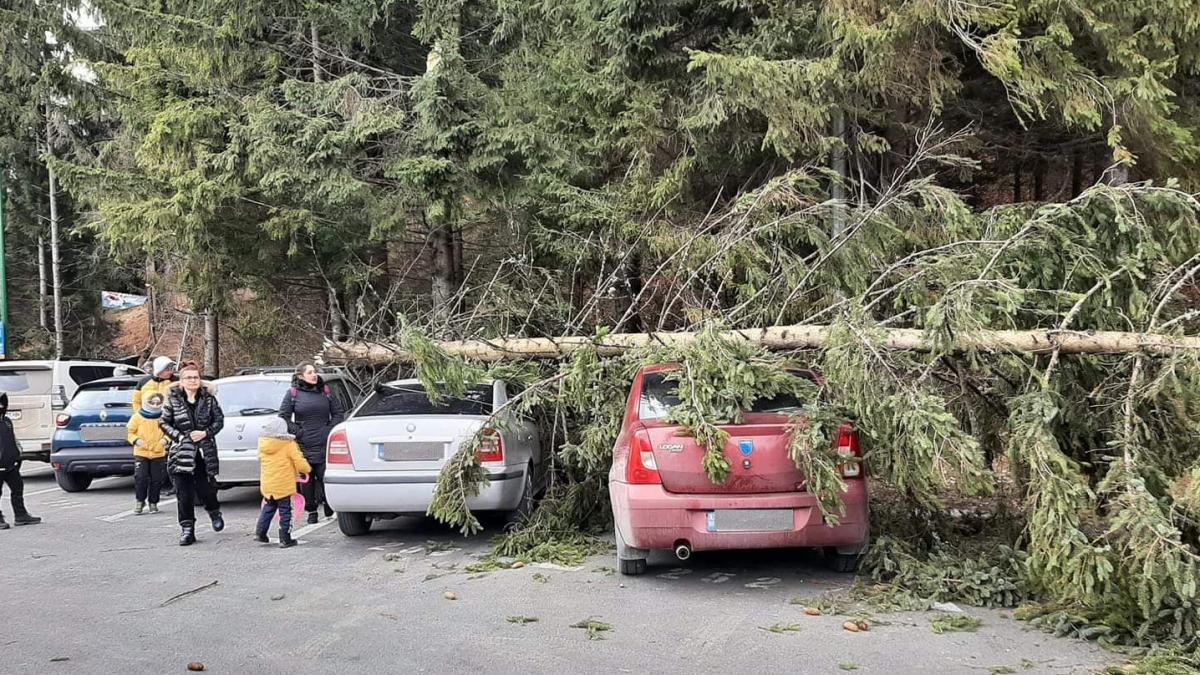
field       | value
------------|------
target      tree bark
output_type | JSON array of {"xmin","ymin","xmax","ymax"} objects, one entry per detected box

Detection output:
[
  {"xmin": 203, "ymin": 309, "xmax": 219, "ymax": 377},
  {"xmin": 430, "ymin": 222, "xmax": 455, "ymax": 322},
  {"xmin": 1012, "ymin": 162, "xmax": 1022, "ymax": 202},
  {"xmin": 1033, "ymin": 159, "xmax": 1045, "ymax": 202},
  {"xmin": 328, "ymin": 283, "xmax": 344, "ymax": 342},
  {"xmin": 830, "ymin": 109, "xmax": 848, "ymax": 237},
  {"xmin": 310, "ymin": 22, "xmax": 323, "ymax": 83},
  {"xmin": 46, "ymin": 101, "xmax": 63, "ymax": 358},
  {"xmin": 37, "ymin": 234, "xmax": 47, "ymax": 331},
  {"xmin": 1071, "ymin": 151, "xmax": 1083, "ymax": 196},
  {"xmin": 324, "ymin": 326, "xmax": 1200, "ymax": 364}
]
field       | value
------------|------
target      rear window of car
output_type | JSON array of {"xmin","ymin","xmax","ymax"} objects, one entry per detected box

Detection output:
[
  {"xmin": 0, "ymin": 369, "xmax": 53, "ymax": 395},
  {"xmin": 215, "ymin": 380, "xmax": 292, "ymax": 416},
  {"xmin": 357, "ymin": 383, "xmax": 494, "ymax": 417},
  {"xmin": 637, "ymin": 371, "xmax": 810, "ymax": 421},
  {"xmin": 71, "ymin": 384, "xmax": 136, "ymax": 410}
]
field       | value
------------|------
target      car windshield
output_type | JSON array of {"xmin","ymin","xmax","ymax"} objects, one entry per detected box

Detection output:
[
  {"xmin": 0, "ymin": 369, "xmax": 53, "ymax": 395},
  {"xmin": 637, "ymin": 372, "xmax": 810, "ymax": 421},
  {"xmin": 357, "ymin": 383, "xmax": 494, "ymax": 417},
  {"xmin": 71, "ymin": 385, "xmax": 136, "ymax": 410},
  {"xmin": 215, "ymin": 380, "xmax": 292, "ymax": 416}
]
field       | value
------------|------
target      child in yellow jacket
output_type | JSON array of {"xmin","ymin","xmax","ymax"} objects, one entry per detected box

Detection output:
[
  {"xmin": 127, "ymin": 392, "xmax": 168, "ymax": 515},
  {"xmin": 255, "ymin": 417, "xmax": 312, "ymax": 548}
]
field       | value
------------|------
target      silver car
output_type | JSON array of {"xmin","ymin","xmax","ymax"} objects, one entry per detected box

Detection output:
[
  {"xmin": 211, "ymin": 368, "xmax": 360, "ymax": 488},
  {"xmin": 325, "ymin": 379, "xmax": 542, "ymax": 536}
]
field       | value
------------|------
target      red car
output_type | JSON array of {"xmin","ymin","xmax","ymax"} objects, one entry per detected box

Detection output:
[{"xmin": 609, "ymin": 365, "xmax": 869, "ymax": 575}]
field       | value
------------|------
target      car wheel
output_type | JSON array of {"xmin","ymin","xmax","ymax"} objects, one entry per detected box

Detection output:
[
  {"xmin": 55, "ymin": 471, "xmax": 93, "ymax": 493},
  {"xmin": 824, "ymin": 549, "xmax": 864, "ymax": 573},
  {"xmin": 615, "ymin": 523, "xmax": 649, "ymax": 576},
  {"xmin": 503, "ymin": 465, "xmax": 536, "ymax": 532},
  {"xmin": 337, "ymin": 511, "xmax": 371, "ymax": 537}
]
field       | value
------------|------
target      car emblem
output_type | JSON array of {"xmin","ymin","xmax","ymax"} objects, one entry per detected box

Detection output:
[
  {"xmin": 407, "ymin": 423, "xmax": 416, "ymax": 433},
  {"xmin": 100, "ymin": 410, "xmax": 108, "ymax": 422},
  {"xmin": 659, "ymin": 442, "xmax": 684, "ymax": 453},
  {"xmin": 738, "ymin": 440, "xmax": 754, "ymax": 456}
]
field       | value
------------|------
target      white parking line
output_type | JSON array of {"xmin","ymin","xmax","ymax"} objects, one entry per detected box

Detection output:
[
  {"xmin": 292, "ymin": 517, "xmax": 336, "ymax": 540},
  {"xmin": 26, "ymin": 476, "xmax": 124, "ymax": 497},
  {"xmin": 99, "ymin": 499, "xmax": 179, "ymax": 523}
]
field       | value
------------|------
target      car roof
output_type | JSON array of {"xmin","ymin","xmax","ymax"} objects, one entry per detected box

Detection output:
[
  {"xmin": 380, "ymin": 379, "xmax": 497, "ymax": 387},
  {"xmin": 77, "ymin": 376, "xmax": 142, "ymax": 388},
  {"xmin": 213, "ymin": 374, "xmax": 293, "ymax": 384}
]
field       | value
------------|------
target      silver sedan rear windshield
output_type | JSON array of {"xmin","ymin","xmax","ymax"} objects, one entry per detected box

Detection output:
[{"xmin": 357, "ymin": 384, "xmax": 493, "ymax": 417}]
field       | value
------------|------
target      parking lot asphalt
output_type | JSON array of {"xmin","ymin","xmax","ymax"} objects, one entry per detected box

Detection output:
[{"xmin": 1, "ymin": 463, "xmax": 1117, "ymax": 675}]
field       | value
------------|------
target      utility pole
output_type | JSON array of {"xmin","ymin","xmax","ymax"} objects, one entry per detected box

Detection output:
[{"xmin": 0, "ymin": 170, "xmax": 8, "ymax": 359}]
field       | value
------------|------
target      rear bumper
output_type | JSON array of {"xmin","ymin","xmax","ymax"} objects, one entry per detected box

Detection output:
[
  {"xmin": 19, "ymin": 439, "xmax": 53, "ymax": 462},
  {"xmin": 214, "ymin": 450, "xmax": 260, "ymax": 485},
  {"xmin": 50, "ymin": 446, "xmax": 136, "ymax": 476},
  {"xmin": 325, "ymin": 467, "xmax": 526, "ymax": 515},
  {"xmin": 610, "ymin": 480, "xmax": 868, "ymax": 552}
]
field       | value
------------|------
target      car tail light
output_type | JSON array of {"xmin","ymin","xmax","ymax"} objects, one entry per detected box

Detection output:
[
  {"xmin": 836, "ymin": 423, "xmax": 862, "ymax": 478},
  {"xmin": 55, "ymin": 414, "xmax": 71, "ymax": 428},
  {"xmin": 626, "ymin": 429, "xmax": 661, "ymax": 484},
  {"xmin": 475, "ymin": 428, "xmax": 504, "ymax": 463},
  {"xmin": 327, "ymin": 429, "xmax": 352, "ymax": 465}
]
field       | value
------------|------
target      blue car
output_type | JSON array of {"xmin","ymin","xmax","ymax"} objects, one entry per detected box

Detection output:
[{"xmin": 50, "ymin": 376, "xmax": 142, "ymax": 492}]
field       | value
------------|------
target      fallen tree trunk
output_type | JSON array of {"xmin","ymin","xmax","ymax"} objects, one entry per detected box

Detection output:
[{"xmin": 321, "ymin": 325, "xmax": 1200, "ymax": 364}]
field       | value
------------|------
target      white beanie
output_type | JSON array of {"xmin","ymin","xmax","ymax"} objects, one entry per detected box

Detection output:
[
  {"xmin": 151, "ymin": 356, "xmax": 176, "ymax": 377},
  {"xmin": 262, "ymin": 417, "xmax": 293, "ymax": 439}
]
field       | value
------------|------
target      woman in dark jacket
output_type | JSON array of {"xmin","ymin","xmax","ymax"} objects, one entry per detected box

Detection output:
[
  {"xmin": 160, "ymin": 361, "xmax": 226, "ymax": 546},
  {"xmin": 278, "ymin": 363, "xmax": 344, "ymax": 524}
]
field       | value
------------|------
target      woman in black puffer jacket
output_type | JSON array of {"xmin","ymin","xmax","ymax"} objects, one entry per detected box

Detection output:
[
  {"xmin": 278, "ymin": 363, "xmax": 345, "ymax": 524},
  {"xmin": 161, "ymin": 361, "xmax": 226, "ymax": 546}
]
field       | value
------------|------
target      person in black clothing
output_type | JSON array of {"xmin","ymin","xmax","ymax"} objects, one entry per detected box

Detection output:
[
  {"xmin": 160, "ymin": 361, "xmax": 226, "ymax": 546},
  {"xmin": 0, "ymin": 393, "xmax": 41, "ymax": 529},
  {"xmin": 278, "ymin": 363, "xmax": 345, "ymax": 524}
]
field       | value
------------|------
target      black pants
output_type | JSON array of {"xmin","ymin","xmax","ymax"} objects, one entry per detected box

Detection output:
[
  {"xmin": 299, "ymin": 459, "xmax": 326, "ymax": 514},
  {"xmin": 0, "ymin": 464, "xmax": 29, "ymax": 517},
  {"xmin": 134, "ymin": 457, "xmax": 166, "ymax": 504},
  {"xmin": 172, "ymin": 455, "xmax": 220, "ymax": 526}
]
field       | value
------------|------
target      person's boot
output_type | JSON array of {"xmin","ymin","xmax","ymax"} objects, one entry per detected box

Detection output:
[
  {"xmin": 253, "ymin": 528, "xmax": 269, "ymax": 543},
  {"xmin": 209, "ymin": 510, "xmax": 225, "ymax": 532},
  {"xmin": 134, "ymin": 501, "xmax": 145, "ymax": 515},
  {"xmin": 279, "ymin": 531, "xmax": 297, "ymax": 548},
  {"xmin": 13, "ymin": 513, "xmax": 41, "ymax": 526},
  {"xmin": 306, "ymin": 511, "xmax": 319, "ymax": 525},
  {"xmin": 0, "ymin": 513, "xmax": 9, "ymax": 530},
  {"xmin": 149, "ymin": 503, "xmax": 159, "ymax": 514},
  {"xmin": 323, "ymin": 503, "xmax": 334, "ymax": 518},
  {"xmin": 179, "ymin": 522, "xmax": 196, "ymax": 546}
]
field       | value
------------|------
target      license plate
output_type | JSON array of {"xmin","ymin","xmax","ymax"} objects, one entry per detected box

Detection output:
[
  {"xmin": 80, "ymin": 425, "xmax": 128, "ymax": 442},
  {"xmin": 378, "ymin": 442, "xmax": 445, "ymax": 461},
  {"xmin": 706, "ymin": 509, "xmax": 794, "ymax": 532}
]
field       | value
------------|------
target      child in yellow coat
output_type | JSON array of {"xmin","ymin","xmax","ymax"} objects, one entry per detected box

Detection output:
[
  {"xmin": 255, "ymin": 417, "xmax": 312, "ymax": 548},
  {"xmin": 127, "ymin": 392, "xmax": 168, "ymax": 514}
]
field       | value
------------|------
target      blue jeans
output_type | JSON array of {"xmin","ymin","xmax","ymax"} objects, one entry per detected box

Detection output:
[{"xmin": 256, "ymin": 497, "xmax": 293, "ymax": 537}]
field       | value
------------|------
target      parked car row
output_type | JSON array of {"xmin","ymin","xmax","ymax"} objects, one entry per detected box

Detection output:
[{"xmin": 4, "ymin": 359, "xmax": 869, "ymax": 576}]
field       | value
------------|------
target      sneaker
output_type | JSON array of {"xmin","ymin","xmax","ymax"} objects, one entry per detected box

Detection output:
[
  {"xmin": 0, "ymin": 517, "xmax": 8, "ymax": 531},
  {"xmin": 210, "ymin": 511, "xmax": 225, "ymax": 532},
  {"xmin": 279, "ymin": 533, "xmax": 297, "ymax": 548},
  {"xmin": 13, "ymin": 514, "xmax": 41, "ymax": 526},
  {"xmin": 134, "ymin": 502, "xmax": 145, "ymax": 515},
  {"xmin": 253, "ymin": 531, "xmax": 269, "ymax": 543},
  {"xmin": 179, "ymin": 525, "xmax": 196, "ymax": 546},
  {"xmin": 306, "ymin": 512, "xmax": 319, "ymax": 525},
  {"xmin": 323, "ymin": 504, "xmax": 334, "ymax": 518},
  {"xmin": 149, "ymin": 503, "xmax": 159, "ymax": 514}
]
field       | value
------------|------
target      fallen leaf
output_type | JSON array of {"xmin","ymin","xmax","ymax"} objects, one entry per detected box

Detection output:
[
  {"xmin": 510, "ymin": 561, "xmax": 526, "ymax": 569},
  {"xmin": 270, "ymin": 594, "xmax": 285, "ymax": 601},
  {"xmin": 843, "ymin": 621, "xmax": 861, "ymax": 633},
  {"xmin": 444, "ymin": 591, "xmax": 458, "ymax": 601},
  {"xmin": 803, "ymin": 607, "xmax": 821, "ymax": 616},
  {"xmin": 187, "ymin": 663, "xmax": 206, "ymax": 672},
  {"xmin": 856, "ymin": 619, "xmax": 870, "ymax": 632}
]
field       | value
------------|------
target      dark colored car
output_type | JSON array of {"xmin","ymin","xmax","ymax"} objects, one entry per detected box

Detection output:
[{"xmin": 50, "ymin": 376, "xmax": 142, "ymax": 492}]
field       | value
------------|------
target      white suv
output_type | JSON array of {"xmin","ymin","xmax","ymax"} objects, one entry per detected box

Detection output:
[
  {"xmin": 0, "ymin": 359, "xmax": 144, "ymax": 461},
  {"xmin": 210, "ymin": 367, "xmax": 361, "ymax": 488}
]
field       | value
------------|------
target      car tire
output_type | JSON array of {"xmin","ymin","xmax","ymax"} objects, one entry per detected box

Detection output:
[
  {"xmin": 55, "ymin": 471, "xmax": 93, "ymax": 493},
  {"xmin": 337, "ymin": 511, "xmax": 371, "ymax": 537},
  {"xmin": 503, "ymin": 465, "xmax": 536, "ymax": 532},
  {"xmin": 615, "ymin": 523, "xmax": 649, "ymax": 576},
  {"xmin": 824, "ymin": 550, "xmax": 864, "ymax": 573}
]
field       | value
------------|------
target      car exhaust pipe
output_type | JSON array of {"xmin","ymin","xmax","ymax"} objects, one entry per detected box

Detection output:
[{"xmin": 674, "ymin": 542, "xmax": 692, "ymax": 561}]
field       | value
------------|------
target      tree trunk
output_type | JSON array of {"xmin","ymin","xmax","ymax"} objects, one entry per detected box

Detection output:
[
  {"xmin": 37, "ymin": 235, "xmax": 47, "ymax": 331},
  {"xmin": 46, "ymin": 102, "xmax": 63, "ymax": 359},
  {"xmin": 145, "ymin": 257, "xmax": 157, "ymax": 343},
  {"xmin": 830, "ymin": 108, "xmax": 848, "ymax": 237},
  {"xmin": 203, "ymin": 309, "xmax": 219, "ymax": 378},
  {"xmin": 1033, "ymin": 159, "xmax": 1045, "ymax": 201},
  {"xmin": 310, "ymin": 22, "xmax": 322, "ymax": 83},
  {"xmin": 451, "ymin": 225, "xmax": 464, "ymax": 287},
  {"xmin": 617, "ymin": 251, "xmax": 645, "ymax": 332},
  {"xmin": 324, "ymin": 326, "xmax": 1200, "ymax": 364},
  {"xmin": 328, "ymin": 284, "xmax": 344, "ymax": 342},
  {"xmin": 1012, "ymin": 162, "xmax": 1022, "ymax": 202},
  {"xmin": 430, "ymin": 223, "xmax": 455, "ymax": 322},
  {"xmin": 1071, "ymin": 151, "xmax": 1083, "ymax": 196}
]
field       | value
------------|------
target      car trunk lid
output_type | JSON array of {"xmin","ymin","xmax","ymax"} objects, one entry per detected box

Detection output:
[
  {"xmin": 345, "ymin": 415, "xmax": 485, "ymax": 471},
  {"xmin": 641, "ymin": 414, "xmax": 804, "ymax": 494}
]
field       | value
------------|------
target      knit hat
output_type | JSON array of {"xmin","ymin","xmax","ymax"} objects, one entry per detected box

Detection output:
[
  {"xmin": 141, "ymin": 393, "xmax": 165, "ymax": 419},
  {"xmin": 151, "ymin": 356, "xmax": 176, "ymax": 378},
  {"xmin": 261, "ymin": 416, "xmax": 293, "ymax": 440}
]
